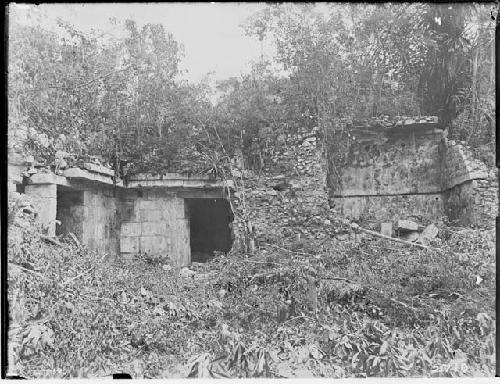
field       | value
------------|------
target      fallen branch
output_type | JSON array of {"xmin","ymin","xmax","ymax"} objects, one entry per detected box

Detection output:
[
  {"xmin": 390, "ymin": 297, "xmax": 419, "ymax": 312},
  {"xmin": 261, "ymin": 242, "xmax": 318, "ymax": 258},
  {"xmin": 61, "ymin": 266, "xmax": 95, "ymax": 286},
  {"xmin": 282, "ymin": 315, "xmax": 313, "ymax": 324},
  {"xmin": 350, "ymin": 223, "xmax": 431, "ymax": 250},
  {"xmin": 9, "ymin": 262, "xmax": 52, "ymax": 281},
  {"xmin": 242, "ymin": 259, "xmax": 284, "ymax": 266},
  {"xmin": 320, "ymin": 276, "xmax": 353, "ymax": 283},
  {"xmin": 68, "ymin": 232, "xmax": 81, "ymax": 246},
  {"xmin": 40, "ymin": 235, "xmax": 63, "ymax": 247}
]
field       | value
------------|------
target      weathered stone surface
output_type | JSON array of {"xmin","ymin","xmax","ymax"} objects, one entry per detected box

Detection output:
[
  {"xmin": 141, "ymin": 222, "xmax": 167, "ymax": 236},
  {"xmin": 64, "ymin": 168, "xmax": 122, "ymax": 186},
  {"xmin": 120, "ymin": 236, "xmax": 139, "ymax": 253},
  {"xmin": 140, "ymin": 209, "xmax": 163, "ymax": 222},
  {"xmin": 397, "ymin": 220, "xmax": 419, "ymax": 232},
  {"xmin": 332, "ymin": 194, "xmax": 443, "ymax": 223},
  {"xmin": 83, "ymin": 162, "xmax": 115, "ymax": 177},
  {"xmin": 25, "ymin": 184, "xmax": 57, "ymax": 198},
  {"xmin": 25, "ymin": 184, "xmax": 57, "ymax": 236},
  {"xmin": 380, "ymin": 222, "xmax": 393, "ymax": 236},
  {"xmin": 121, "ymin": 222, "xmax": 141, "ymax": 237},
  {"xmin": 140, "ymin": 236, "xmax": 167, "ymax": 254},
  {"xmin": 420, "ymin": 223, "xmax": 439, "ymax": 242}
]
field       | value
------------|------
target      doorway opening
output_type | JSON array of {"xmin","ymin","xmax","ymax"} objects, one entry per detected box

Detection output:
[
  {"xmin": 56, "ymin": 186, "xmax": 84, "ymax": 240},
  {"xmin": 186, "ymin": 198, "xmax": 234, "ymax": 263}
]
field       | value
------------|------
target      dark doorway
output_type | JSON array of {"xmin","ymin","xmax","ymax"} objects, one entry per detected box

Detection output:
[
  {"xmin": 186, "ymin": 198, "xmax": 234, "ymax": 263},
  {"xmin": 56, "ymin": 187, "xmax": 84, "ymax": 239}
]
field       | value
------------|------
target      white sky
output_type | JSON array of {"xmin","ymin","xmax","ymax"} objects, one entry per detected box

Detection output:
[{"xmin": 9, "ymin": 2, "xmax": 276, "ymax": 83}]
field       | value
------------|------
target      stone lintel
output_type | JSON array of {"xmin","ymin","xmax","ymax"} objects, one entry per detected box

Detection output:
[
  {"xmin": 28, "ymin": 172, "xmax": 71, "ymax": 187},
  {"xmin": 64, "ymin": 168, "xmax": 123, "ymax": 187},
  {"xmin": 126, "ymin": 178, "xmax": 232, "ymax": 189},
  {"xmin": 83, "ymin": 162, "xmax": 115, "ymax": 177},
  {"xmin": 130, "ymin": 172, "xmax": 211, "ymax": 181}
]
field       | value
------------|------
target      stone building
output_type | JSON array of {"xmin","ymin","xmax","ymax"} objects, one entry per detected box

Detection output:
[{"xmin": 8, "ymin": 162, "xmax": 234, "ymax": 266}]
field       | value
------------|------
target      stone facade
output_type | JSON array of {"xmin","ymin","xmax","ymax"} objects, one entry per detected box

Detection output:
[
  {"xmin": 25, "ymin": 184, "xmax": 58, "ymax": 236},
  {"xmin": 118, "ymin": 188, "xmax": 190, "ymax": 265},
  {"xmin": 327, "ymin": 120, "xmax": 497, "ymax": 229},
  {"xmin": 82, "ymin": 187, "xmax": 120, "ymax": 256},
  {"xmin": 12, "ymin": 167, "xmax": 231, "ymax": 266}
]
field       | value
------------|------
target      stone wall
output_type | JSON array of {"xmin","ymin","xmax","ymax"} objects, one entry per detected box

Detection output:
[
  {"xmin": 337, "ymin": 138, "xmax": 442, "ymax": 196},
  {"xmin": 25, "ymin": 184, "xmax": 57, "ymax": 236},
  {"xmin": 328, "ymin": 126, "xmax": 445, "ymax": 223},
  {"xmin": 331, "ymin": 194, "xmax": 444, "ymax": 225},
  {"xmin": 81, "ymin": 186, "xmax": 120, "ymax": 256},
  {"xmin": 229, "ymin": 128, "xmax": 336, "ymax": 250},
  {"xmin": 441, "ymin": 140, "xmax": 489, "ymax": 189},
  {"xmin": 7, "ymin": 151, "xmax": 28, "ymax": 194},
  {"xmin": 327, "ymin": 125, "xmax": 497, "ymax": 229},
  {"xmin": 118, "ymin": 188, "xmax": 190, "ymax": 266},
  {"xmin": 441, "ymin": 139, "xmax": 497, "ymax": 228}
]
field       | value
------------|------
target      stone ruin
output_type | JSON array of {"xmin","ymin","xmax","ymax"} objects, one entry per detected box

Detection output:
[
  {"xmin": 8, "ymin": 159, "xmax": 234, "ymax": 266},
  {"xmin": 327, "ymin": 117, "xmax": 497, "ymax": 229},
  {"xmin": 7, "ymin": 116, "xmax": 497, "ymax": 266}
]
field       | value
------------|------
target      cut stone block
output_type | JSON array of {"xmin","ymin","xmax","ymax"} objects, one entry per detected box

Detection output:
[
  {"xmin": 397, "ymin": 219, "xmax": 418, "ymax": 232},
  {"xmin": 121, "ymin": 222, "xmax": 141, "ymax": 237},
  {"xmin": 25, "ymin": 184, "xmax": 57, "ymax": 199},
  {"xmin": 420, "ymin": 223, "xmax": 439, "ymax": 243},
  {"xmin": 137, "ymin": 200, "xmax": 156, "ymax": 210},
  {"xmin": 141, "ymin": 209, "xmax": 163, "ymax": 222},
  {"xmin": 141, "ymin": 221, "xmax": 167, "ymax": 236},
  {"xmin": 380, "ymin": 222, "xmax": 392, "ymax": 236},
  {"xmin": 140, "ymin": 236, "xmax": 167, "ymax": 254},
  {"xmin": 120, "ymin": 236, "xmax": 139, "ymax": 253}
]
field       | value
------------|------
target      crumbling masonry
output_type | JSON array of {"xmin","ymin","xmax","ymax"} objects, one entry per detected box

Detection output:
[{"xmin": 7, "ymin": 116, "xmax": 497, "ymax": 266}]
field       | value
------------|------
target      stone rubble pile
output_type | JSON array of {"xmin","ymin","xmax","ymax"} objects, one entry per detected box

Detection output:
[
  {"xmin": 230, "ymin": 128, "xmax": 351, "ymax": 248},
  {"xmin": 379, "ymin": 220, "xmax": 439, "ymax": 245}
]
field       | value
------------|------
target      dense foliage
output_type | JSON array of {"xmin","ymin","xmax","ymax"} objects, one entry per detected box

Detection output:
[
  {"xmin": 9, "ymin": 14, "xmax": 215, "ymax": 176},
  {"xmin": 8, "ymin": 195, "xmax": 495, "ymax": 378},
  {"xmin": 9, "ymin": 3, "xmax": 495, "ymax": 175}
]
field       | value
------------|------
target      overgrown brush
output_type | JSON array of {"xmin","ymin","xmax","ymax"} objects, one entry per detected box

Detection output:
[{"xmin": 7, "ymin": 193, "xmax": 495, "ymax": 378}]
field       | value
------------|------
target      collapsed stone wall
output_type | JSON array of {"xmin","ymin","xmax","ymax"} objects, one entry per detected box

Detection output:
[
  {"xmin": 441, "ymin": 140, "xmax": 497, "ymax": 228},
  {"xmin": 229, "ymin": 128, "xmax": 344, "ymax": 252}
]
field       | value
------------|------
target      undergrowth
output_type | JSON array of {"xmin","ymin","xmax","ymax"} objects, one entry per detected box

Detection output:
[{"xmin": 7, "ymin": 196, "xmax": 495, "ymax": 378}]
